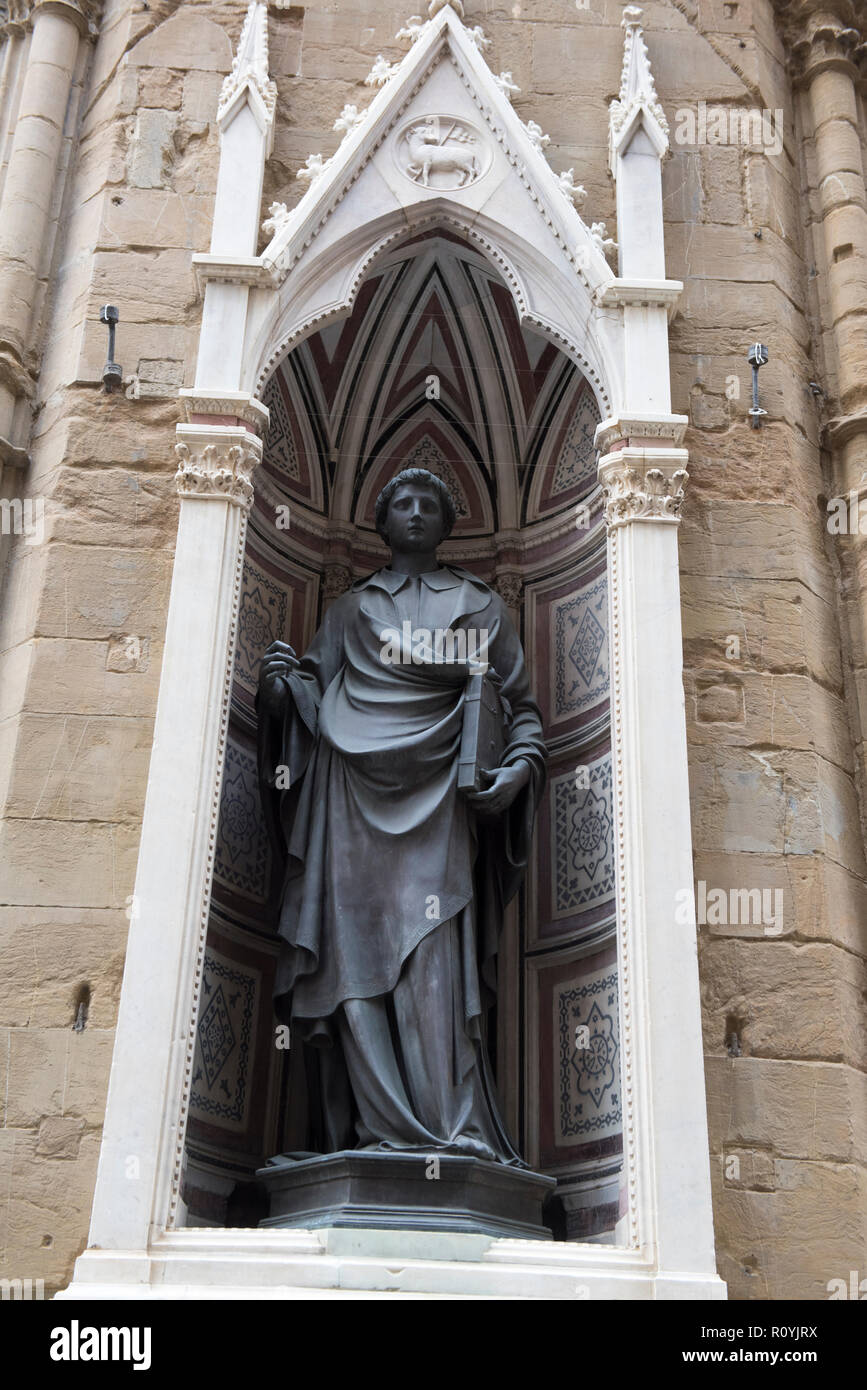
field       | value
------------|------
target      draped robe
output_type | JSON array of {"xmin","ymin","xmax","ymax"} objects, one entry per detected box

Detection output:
[{"xmin": 257, "ymin": 564, "xmax": 546, "ymax": 1162}]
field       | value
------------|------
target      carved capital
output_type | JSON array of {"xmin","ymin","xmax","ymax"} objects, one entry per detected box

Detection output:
[
  {"xmin": 32, "ymin": 0, "xmax": 102, "ymax": 37},
  {"xmin": 0, "ymin": 0, "xmax": 31, "ymax": 37},
  {"xmin": 174, "ymin": 425, "xmax": 262, "ymax": 512},
  {"xmin": 773, "ymin": 3, "xmax": 863, "ymax": 82},
  {"xmin": 599, "ymin": 447, "xmax": 689, "ymax": 529}
]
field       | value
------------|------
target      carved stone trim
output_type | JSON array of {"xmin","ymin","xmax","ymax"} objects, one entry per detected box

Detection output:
[
  {"xmin": 167, "ymin": 505, "xmax": 250, "ymax": 1230},
  {"xmin": 594, "ymin": 414, "xmax": 688, "ymax": 453},
  {"xmin": 606, "ymin": 516, "xmax": 639, "ymax": 1250},
  {"xmin": 598, "ymin": 448, "xmax": 689, "ymax": 529},
  {"xmin": 191, "ymin": 254, "xmax": 274, "ymax": 292},
  {"xmin": 595, "ymin": 278, "xmax": 682, "ymax": 315},
  {"xmin": 179, "ymin": 390, "xmax": 270, "ymax": 435},
  {"xmin": 174, "ymin": 426, "xmax": 263, "ymax": 512}
]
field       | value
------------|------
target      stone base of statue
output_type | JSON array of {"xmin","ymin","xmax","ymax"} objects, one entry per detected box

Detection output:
[{"xmin": 256, "ymin": 1150, "xmax": 557, "ymax": 1241}]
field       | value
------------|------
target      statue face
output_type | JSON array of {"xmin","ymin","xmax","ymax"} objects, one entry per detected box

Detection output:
[{"xmin": 384, "ymin": 483, "xmax": 447, "ymax": 552}]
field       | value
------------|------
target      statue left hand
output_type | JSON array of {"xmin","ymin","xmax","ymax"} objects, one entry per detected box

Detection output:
[{"xmin": 464, "ymin": 761, "xmax": 531, "ymax": 816}]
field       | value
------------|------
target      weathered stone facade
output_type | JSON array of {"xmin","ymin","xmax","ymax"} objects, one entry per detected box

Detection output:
[{"xmin": 0, "ymin": 0, "xmax": 865, "ymax": 1299}]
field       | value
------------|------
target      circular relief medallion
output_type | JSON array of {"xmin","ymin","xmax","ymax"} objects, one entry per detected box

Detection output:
[{"xmin": 395, "ymin": 115, "xmax": 491, "ymax": 191}]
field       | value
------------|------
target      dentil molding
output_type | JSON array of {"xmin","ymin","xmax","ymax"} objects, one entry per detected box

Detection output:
[
  {"xmin": 595, "ymin": 414, "xmax": 689, "ymax": 453},
  {"xmin": 180, "ymin": 389, "xmax": 270, "ymax": 435}
]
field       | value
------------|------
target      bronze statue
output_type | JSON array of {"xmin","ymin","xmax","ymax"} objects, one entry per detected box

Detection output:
[{"xmin": 257, "ymin": 468, "xmax": 545, "ymax": 1165}]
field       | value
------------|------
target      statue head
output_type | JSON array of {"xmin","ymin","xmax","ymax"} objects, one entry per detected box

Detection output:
[{"xmin": 375, "ymin": 468, "xmax": 456, "ymax": 552}]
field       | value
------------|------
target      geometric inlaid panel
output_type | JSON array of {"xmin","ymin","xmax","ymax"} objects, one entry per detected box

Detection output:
[
  {"xmin": 552, "ymin": 573, "xmax": 609, "ymax": 718},
  {"xmin": 190, "ymin": 948, "xmax": 260, "ymax": 1131},
  {"xmin": 402, "ymin": 433, "xmax": 470, "ymax": 517},
  {"xmin": 260, "ymin": 363, "xmax": 322, "ymax": 508},
  {"xmin": 356, "ymin": 418, "xmax": 493, "ymax": 537},
  {"xmin": 555, "ymin": 966, "xmax": 621, "ymax": 1144},
  {"xmin": 213, "ymin": 739, "xmax": 271, "ymax": 903},
  {"xmin": 531, "ymin": 942, "xmax": 623, "ymax": 1174},
  {"xmin": 526, "ymin": 377, "xmax": 601, "ymax": 523},
  {"xmin": 550, "ymin": 389, "xmax": 600, "ymax": 498},
  {"xmin": 551, "ymin": 752, "xmax": 616, "ymax": 920},
  {"xmin": 234, "ymin": 560, "xmax": 289, "ymax": 696},
  {"xmin": 262, "ymin": 370, "xmax": 301, "ymax": 481}
]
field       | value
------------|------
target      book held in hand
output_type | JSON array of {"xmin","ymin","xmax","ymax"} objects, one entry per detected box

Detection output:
[{"xmin": 458, "ymin": 661, "xmax": 507, "ymax": 794}]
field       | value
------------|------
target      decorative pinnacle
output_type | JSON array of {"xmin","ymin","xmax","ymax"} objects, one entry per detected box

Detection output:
[
  {"xmin": 609, "ymin": 2, "xmax": 669, "ymax": 157},
  {"xmin": 217, "ymin": 1, "xmax": 276, "ymax": 129}
]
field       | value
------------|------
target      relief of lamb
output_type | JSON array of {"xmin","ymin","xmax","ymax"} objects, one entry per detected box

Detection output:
[{"xmin": 404, "ymin": 120, "xmax": 481, "ymax": 188}]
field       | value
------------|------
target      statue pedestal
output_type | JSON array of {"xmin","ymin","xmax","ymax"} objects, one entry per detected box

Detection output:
[{"xmin": 256, "ymin": 1151, "xmax": 556, "ymax": 1241}]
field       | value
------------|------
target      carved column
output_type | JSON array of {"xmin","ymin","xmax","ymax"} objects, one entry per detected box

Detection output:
[
  {"xmin": 787, "ymin": 7, "xmax": 867, "ymax": 808},
  {"xmin": 597, "ymin": 424, "xmax": 718, "ymax": 1288},
  {"xmin": 0, "ymin": 0, "xmax": 96, "ymax": 456},
  {"xmin": 791, "ymin": 8, "xmax": 867, "ymax": 431},
  {"xmin": 84, "ymin": 424, "xmax": 262, "ymax": 1254}
]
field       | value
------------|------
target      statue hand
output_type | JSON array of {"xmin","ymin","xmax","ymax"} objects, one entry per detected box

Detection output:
[
  {"xmin": 259, "ymin": 640, "xmax": 299, "ymax": 715},
  {"xmin": 464, "ymin": 761, "xmax": 530, "ymax": 816}
]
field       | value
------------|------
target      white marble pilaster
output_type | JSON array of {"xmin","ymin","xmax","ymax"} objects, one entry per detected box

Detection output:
[
  {"xmin": 597, "ymin": 433, "xmax": 719, "ymax": 1283},
  {"xmin": 85, "ymin": 426, "xmax": 261, "ymax": 1252},
  {"xmin": 81, "ymin": 5, "xmax": 275, "ymax": 1256}
]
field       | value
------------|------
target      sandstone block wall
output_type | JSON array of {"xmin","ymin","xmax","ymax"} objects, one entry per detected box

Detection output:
[{"xmin": 0, "ymin": 0, "xmax": 864, "ymax": 1298}]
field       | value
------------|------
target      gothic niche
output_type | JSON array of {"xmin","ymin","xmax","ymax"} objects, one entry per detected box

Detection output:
[{"xmin": 181, "ymin": 229, "xmax": 621, "ymax": 1241}]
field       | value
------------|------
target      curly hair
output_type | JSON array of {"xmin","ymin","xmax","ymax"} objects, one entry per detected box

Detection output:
[{"xmin": 374, "ymin": 468, "xmax": 456, "ymax": 545}]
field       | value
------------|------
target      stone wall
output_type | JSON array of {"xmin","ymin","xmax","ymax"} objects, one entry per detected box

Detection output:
[{"xmin": 0, "ymin": 0, "xmax": 864, "ymax": 1298}]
